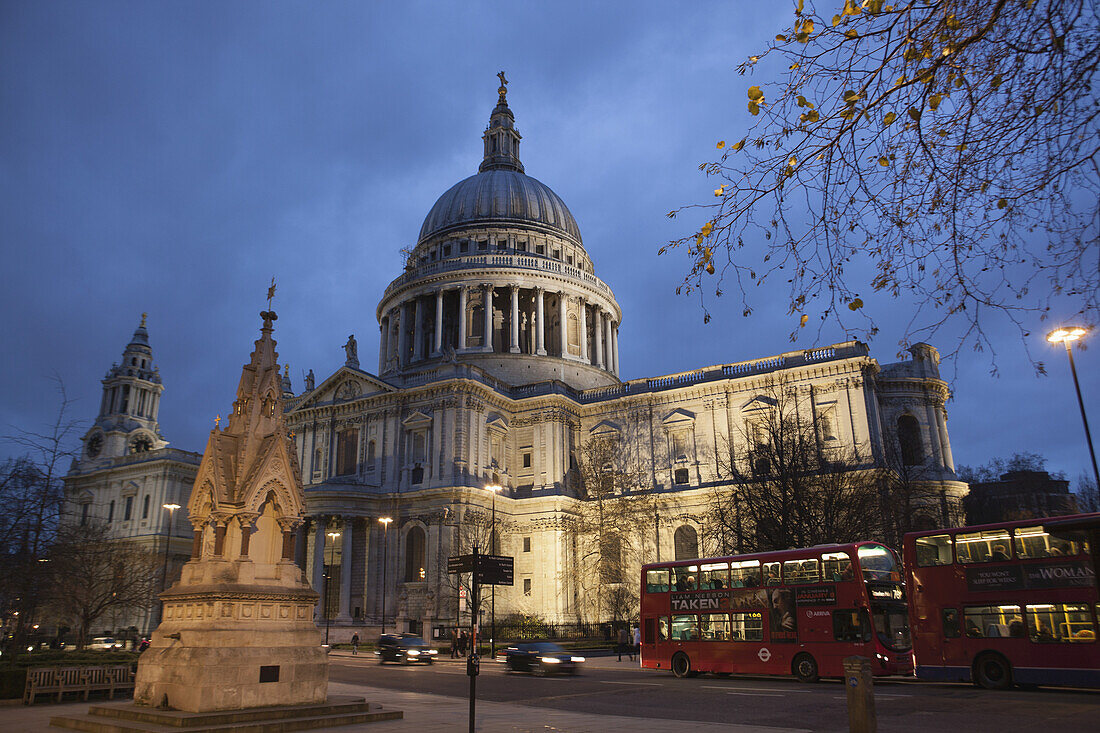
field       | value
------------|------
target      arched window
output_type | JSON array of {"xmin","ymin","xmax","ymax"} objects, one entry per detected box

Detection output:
[
  {"xmin": 366, "ymin": 440, "xmax": 376, "ymax": 471},
  {"xmin": 674, "ymin": 525, "xmax": 699, "ymax": 561},
  {"xmin": 404, "ymin": 526, "xmax": 426, "ymax": 582},
  {"xmin": 568, "ymin": 313, "xmax": 580, "ymax": 349},
  {"xmin": 897, "ymin": 415, "xmax": 924, "ymax": 466},
  {"xmin": 313, "ymin": 448, "xmax": 323, "ymax": 478},
  {"xmin": 469, "ymin": 305, "xmax": 484, "ymax": 345}
]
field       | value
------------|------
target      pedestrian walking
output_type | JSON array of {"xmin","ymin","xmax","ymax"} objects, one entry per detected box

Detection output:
[
  {"xmin": 450, "ymin": 628, "xmax": 459, "ymax": 658},
  {"xmin": 617, "ymin": 627, "xmax": 633, "ymax": 661},
  {"xmin": 351, "ymin": 632, "xmax": 360, "ymax": 655},
  {"xmin": 458, "ymin": 629, "xmax": 468, "ymax": 656},
  {"xmin": 632, "ymin": 625, "xmax": 641, "ymax": 662}
]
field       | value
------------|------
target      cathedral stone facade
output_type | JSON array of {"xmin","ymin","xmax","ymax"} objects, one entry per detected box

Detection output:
[{"xmin": 66, "ymin": 81, "xmax": 966, "ymax": 640}]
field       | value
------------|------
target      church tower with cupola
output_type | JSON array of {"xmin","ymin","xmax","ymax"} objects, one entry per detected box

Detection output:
[{"xmin": 79, "ymin": 314, "xmax": 168, "ymax": 465}]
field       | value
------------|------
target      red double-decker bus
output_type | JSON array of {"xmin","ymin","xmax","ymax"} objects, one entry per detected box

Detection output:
[
  {"xmin": 904, "ymin": 513, "xmax": 1100, "ymax": 689},
  {"xmin": 640, "ymin": 542, "xmax": 913, "ymax": 682}
]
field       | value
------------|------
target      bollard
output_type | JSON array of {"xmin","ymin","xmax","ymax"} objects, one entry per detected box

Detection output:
[{"xmin": 842, "ymin": 656, "xmax": 876, "ymax": 733}]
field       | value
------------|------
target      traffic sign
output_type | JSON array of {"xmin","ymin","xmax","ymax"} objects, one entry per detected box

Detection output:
[
  {"xmin": 477, "ymin": 554, "xmax": 514, "ymax": 586},
  {"xmin": 448, "ymin": 555, "xmax": 474, "ymax": 574}
]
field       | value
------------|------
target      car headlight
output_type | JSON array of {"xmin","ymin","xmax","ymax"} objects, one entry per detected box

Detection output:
[
  {"xmin": 570, "ymin": 656, "xmax": 585, "ymax": 663},
  {"xmin": 427, "ymin": 649, "xmax": 438, "ymax": 655},
  {"xmin": 540, "ymin": 656, "xmax": 561, "ymax": 664},
  {"xmin": 407, "ymin": 649, "xmax": 420, "ymax": 656}
]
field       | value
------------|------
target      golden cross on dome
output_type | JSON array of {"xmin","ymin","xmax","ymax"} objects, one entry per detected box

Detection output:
[
  {"xmin": 214, "ymin": 414, "xmax": 221, "ymax": 428},
  {"xmin": 266, "ymin": 276, "xmax": 277, "ymax": 309},
  {"xmin": 140, "ymin": 312, "xmax": 148, "ymax": 328},
  {"xmin": 497, "ymin": 71, "xmax": 508, "ymax": 102}
]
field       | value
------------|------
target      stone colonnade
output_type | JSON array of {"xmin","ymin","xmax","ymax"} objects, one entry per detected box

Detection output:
[{"xmin": 379, "ymin": 284, "xmax": 619, "ymax": 376}]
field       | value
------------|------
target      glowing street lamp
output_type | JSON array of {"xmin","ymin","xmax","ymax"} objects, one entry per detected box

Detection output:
[
  {"xmin": 154, "ymin": 503, "xmax": 182, "ymax": 629},
  {"xmin": 324, "ymin": 530, "xmax": 341, "ymax": 646},
  {"xmin": 484, "ymin": 484, "xmax": 502, "ymax": 658},
  {"xmin": 378, "ymin": 517, "xmax": 393, "ymax": 635},
  {"xmin": 1047, "ymin": 327, "xmax": 1100, "ymax": 491}
]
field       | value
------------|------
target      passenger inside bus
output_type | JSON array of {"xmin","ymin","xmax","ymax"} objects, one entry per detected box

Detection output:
[{"xmin": 991, "ymin": 544, "xmax": 1010, "ymax": 562}]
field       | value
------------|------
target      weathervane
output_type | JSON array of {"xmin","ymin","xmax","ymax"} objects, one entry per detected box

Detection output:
[
  {"xmin": 497, "ymin": 71, "xmax": 508, "ymax": 103},
  {"xmin": 266, "ymin": 276, "xmax": 277, "ymax": 310}
]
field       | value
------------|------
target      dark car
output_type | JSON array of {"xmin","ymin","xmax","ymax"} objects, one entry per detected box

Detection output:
[
  {"xmin": 503, "ymin": 642, "xmax": 584, "ymax": 675},
  {"xmin": 376, "ymin": 633, "xmax": 438, "ymax": 664}
]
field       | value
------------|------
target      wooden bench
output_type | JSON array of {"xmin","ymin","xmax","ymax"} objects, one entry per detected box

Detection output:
[{"xmin": 22, "ymin": 664, "xmax": 135, "ymax": 705}]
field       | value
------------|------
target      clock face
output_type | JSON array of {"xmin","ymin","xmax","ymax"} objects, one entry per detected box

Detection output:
[
  {"xmin": 87, "ymin": 434, "xmax": 103, "ymax": 458},
  {"xmin": 130, "ymin": 435, "xmax": 153, "ymax": 454}
]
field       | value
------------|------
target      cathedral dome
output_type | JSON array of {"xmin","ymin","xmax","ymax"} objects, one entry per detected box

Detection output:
[{"xmin": 417, "ymin": 169, "xmax": 582, "ymax": 245}]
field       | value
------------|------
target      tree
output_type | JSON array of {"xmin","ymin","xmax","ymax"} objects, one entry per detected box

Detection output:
[
  {"xmin": 706, "ymin": 380, "xmax": 882, "ymax": 551},
  {"xmin": 664, "ymin": 1, "xmax": 1099, "ymax": 365},
  {"xmin": 47, "ymin": 521, "xmax": 160, "ymax": 648},
  {"xmin": 1075, "ymin": 473, "xmax": 1099, "ymax": 512},
  {"xmin": 957, "ymin": 450, "xmax": 1057, "ymax": 483},
  {"xmin": 569, "ymin": 434, "xmax": 649, "ymax": 625},
  {"xmin": 0, "ymin": 379, "xmax": 82, "ymax": 649},
  {"xmin": 877, "ymin": 433, "xmax": 964, "ymax": 548}
]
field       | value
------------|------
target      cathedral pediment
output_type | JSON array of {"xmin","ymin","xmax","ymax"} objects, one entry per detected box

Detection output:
[
  {"xmin": 486, "ymin": 413, "xmax": 508, "ymax": 433},
  {"xmin": 402, "ymin": 410, "xmax": 433, "ymax": 430},
  {"xmin": 291, "ymin": 367, "xmax": 396, "ymax": 410},
  {"xmin": 740, "ymin": 395, "xmax": 779, "ymax": 412},
  {"xmin": 662, "ymin": 408, "xmax": 696, "ymax": 426},
  {"xmin": 589, "ymin": 420, "xmax": 620, "ymax": 437}
]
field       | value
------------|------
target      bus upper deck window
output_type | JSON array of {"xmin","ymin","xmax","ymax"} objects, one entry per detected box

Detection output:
[
  {"xmin": 915, "ymin": 535, "xmax": 952, "ymax": 567},
  {"xmin": 822, "ymin": 551, "xmax": 854, "ymax": 581},
  {"xmin": 763, "ymin": 562, "xmax": 781, "ymax": 585},
  {"xmin": 1014, "ymin": 527, "xmax": 1083, "ymax": 559},
  {"xmin": 673, "ymin": 566, "xmax": 698, "ymax": 591},
  {"xmin": 730, "ymin": 560, "xmax": 761, "ymax": 587},
  {"xmin": 857, "ymin": 544, "xmax": 900, "ymax": 580},
  {"xmin": 646, "ymin": 569, "xmax": 670, "ymax": 593},
  {"xmin": 699, "ymin": 562, "xmax": 729, "ymax": 590},
  {"xmin": 956, "ymin": 530, "xmax": 1012, "ymax": 564}
]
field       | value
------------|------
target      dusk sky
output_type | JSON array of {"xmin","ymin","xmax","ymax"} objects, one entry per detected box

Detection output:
[{"xmin": 2, "ymin": 1, "xmax": 1096, "ymax": 488}]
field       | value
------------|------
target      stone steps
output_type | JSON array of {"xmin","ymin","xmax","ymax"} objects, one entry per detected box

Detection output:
[{"xmin": 48, "ymin": 696, "xmax": 402, "ymax": 732}]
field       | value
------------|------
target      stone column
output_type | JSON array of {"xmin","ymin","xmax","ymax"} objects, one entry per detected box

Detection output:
[
  {"xmin": 482, "ymin": 283, "xmax": 494, "ymax": 352},
  {"xmin": 397, "ymin": 303, "xmax": 409, "ymax": 367},
  {"xmin": 579, "ymin": 299, "xmax": 589, "ymax": 362},
  {"xmin": 378, "ymin": 317, "xmax": 388, "ymax": 373},
  {"xmin": 458, "ymin": 286, "xmax": 468, "ymax": 351},
  {"xmin": 433, "ymin": 290, "xmax": 443, "ymax": 356},
  {"xmin": 211, "ymin": 514, "xmax": 230, "ymax": 557},
  {"xmin": 190, "ymin": 519, "xmax": 204, "ymax": 559},
  {"xmin": 535, "ymin": 287, "xmax": 547, "ymax": 355},
  {"xmin": 594, "ymin": 308, "xmax": 605, "ymax": 368},
  {"xmin": 278, "ymin": 517, "xmax": 301, "ymax": 561},
  {"xmin": 311, "ymin": 518, "xmax": 326, "ymax": 618},
  {"xmin": 413, "ymin": 297, "xmax": 424, "ymax": 361},
  {"xmin": 611, "ymin": 321, "xmax": 620, "ymax": 376},
  {"xmin": 339, "ymin": 518, "xmax": 354, "ymax": 621},
  {"xmin": 237, "ymin": 512, "xmax": 259, "ymax": 559},
  {"xmin": 937, "ymin": 407, "xmax": 955, "ymax": 472},
  {"xmin": 509, "ymin": 286, "xmax": 520, "ymax": 353},
  {"xmin": 558, "ymin": 292, "xmax": 568, "ymax": 357},
  {"xmin": 923, "ymin": 400, "xmax": 944, "ymax": 468},
  {"xmin": 604, "ymin": 314, "xmax": 614, "ymax": 374}
]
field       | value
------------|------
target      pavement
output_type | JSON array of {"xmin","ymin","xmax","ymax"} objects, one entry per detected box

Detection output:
[{"xmin": 0, "ymin": 651, "xmax": 810, "ymax": 732}]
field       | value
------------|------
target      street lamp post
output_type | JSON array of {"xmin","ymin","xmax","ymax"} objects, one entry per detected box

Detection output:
[
  {"xmin": 325, "ymin": 529, "xmax": 341, "ymax": 647},
  {"xmin": 155, "ymin": 503, "xmax": 181, "ymax": 630},
  {"xmin": 484, "ymin": 484, "xmax": 502, "ymax": 658},
  {"xmin": 378, "ymin": 517, "xmax": 393, "ymax": 634},
  {"xmin": 1047, "ymin": 327, "xmax": 1100, "ymax": 491}
]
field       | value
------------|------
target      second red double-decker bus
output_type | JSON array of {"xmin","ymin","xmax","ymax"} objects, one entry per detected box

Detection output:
[
  {"xmin": 904, "ymin": 513, "xmax": 1100, "ymax": 689},
  {"xmin": 640, "ymin": 542, "xmax": 913, "ymax": 681}
]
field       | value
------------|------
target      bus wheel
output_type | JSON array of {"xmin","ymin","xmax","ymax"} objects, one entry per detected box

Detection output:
[
  {"xmin": 793, "ymin": 653, "xmax": 819, "ymax": 683},
  {"xmin": 671, "ymin": 652, "xmax": 692, "ymax": 679},
  {"xmin": 974, "ymin": 653, "xmax": 1012, "ymax": 690}
]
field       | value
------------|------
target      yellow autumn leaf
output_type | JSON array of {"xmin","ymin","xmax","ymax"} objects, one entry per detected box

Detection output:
[
  {"xmin": 845, "ymin": 29, "xmax": 859, "ymax": 38},
  {"xmin": 847, "ymin": 297, "xmax": 864, "ymax": 311},
  {"xmin": 732, "ymin": 139, "xmax": 745, "ymax": 151},
  {"xmin": 705, "ymin": 262, "xmax": 715, "ymax": 275},
  {"xmin": 776, "ymin": 34, "xmax": 788, "ymax": 42},
  {"xmin": 997, "ymin": 198, "xmax": 1008, "ymax": 209},
  {"xmin": 929, "ymin": 94, "xmax": 942, "ymax": 110},
  {"xmin": 748, "ymin": 86, "xmax": 764, "ymax": 101},
  {"xmin": 796, "ymin": 0, "xmax": 804, "ymax": 14},
  {"xmin": 832, "ymin": 14, "xmax": 842, "ymax": 26},
  {"xmin": 717, "ymin": 140, "xmax": 725, "ymax": 149},
  {"xmin": 803, "ymin": 18, "xmax": 814, "ymax": 33},
  {"xmin": 748, "ymin": 102, "xmax": 760, "ymax": 115},
  {"xmin": 714, "ymin": 185, "xmax": 727, "ymax": 197},
  {"xmin": 701, "ymin": 221, "xmax": 714, "ymax": 236},
  {"xmin": 799, "ymin": 314, "xmax": 809, "ymax": 327},
  {"xmin": 878, "ymin": 157, "xmax": 889, "ymax": 166},
  {"xmin": 790, "ymin": 62, "xmax": 800, "ymax": 70},
  {"xmin": 883, "ymin": 112, "xmax": 897, "ymax": 125}
]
